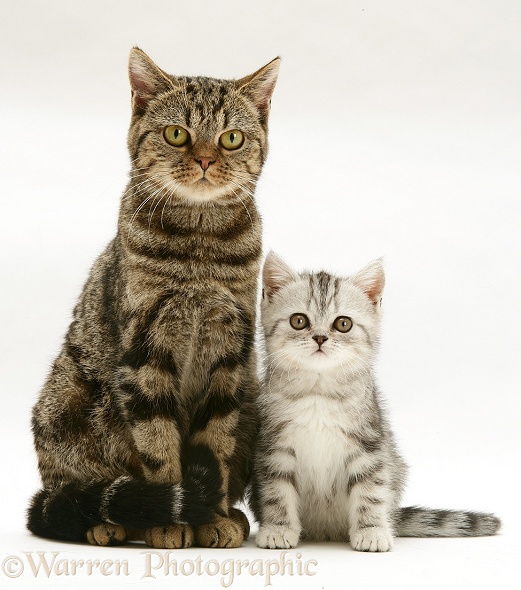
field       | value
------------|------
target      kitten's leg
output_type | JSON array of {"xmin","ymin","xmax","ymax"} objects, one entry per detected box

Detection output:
[
  {"xmin": 255, "ymin": 446, "xmax": 301, "ymax": 549},
  {"xmin": 347, "ymin": 460, "xmax": 395, "ymax": 552}
]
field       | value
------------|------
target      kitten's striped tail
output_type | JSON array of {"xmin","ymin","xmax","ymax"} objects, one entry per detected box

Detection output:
[
  {"xmin": 27, "ymin": 445, "xmax": 222, "ymax": 542},
  {"xmin": 396, "ymin": 506, "xmax": 501, "ymax": 537}
]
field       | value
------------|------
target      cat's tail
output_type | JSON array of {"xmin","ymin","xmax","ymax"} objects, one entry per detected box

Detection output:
[
  {"xmin": 395, "ymin": 506, "xmax": 501, "ymax": 537},
  {"xmin": 27, "ymin": 445, "xmax": 223, "ymax": 542}
]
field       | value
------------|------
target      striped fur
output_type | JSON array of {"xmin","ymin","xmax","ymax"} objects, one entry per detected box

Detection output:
[
  {"xmin": 28, "ymin": 48, "xmax": 279, "ymax": 547},
  {"xmin": 250, "ymin": 252, "xmax": 500, "ymax": 551},
  {"xmin": 28, "ymin": 448, "xmax": 221, "ymax": 542}
]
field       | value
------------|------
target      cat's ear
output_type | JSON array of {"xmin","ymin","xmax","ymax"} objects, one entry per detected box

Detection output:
[
  {"xmin": 350, "ymin": 259, "xmax": 385, "ymax": 306},
  {"xmin": 128, "ymin": 47, "xmax": 175, "ymax": 113},
  {"xmin": 237, "ymin": 57, "xmax": 281, "ymax": 121},
  {"xmin": 262, "ymin": 251, "xmax": 298, "ymax": 301}
]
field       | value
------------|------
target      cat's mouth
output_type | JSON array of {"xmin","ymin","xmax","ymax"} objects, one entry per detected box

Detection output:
[{"xmin": 194, "ymin": 171, "xmax": 219, "ymax": 188}]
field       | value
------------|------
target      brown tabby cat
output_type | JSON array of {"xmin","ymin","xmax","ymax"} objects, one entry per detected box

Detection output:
[{"xmin": 27, "ymin": 47, "xmax": 280, "ymax": 549}]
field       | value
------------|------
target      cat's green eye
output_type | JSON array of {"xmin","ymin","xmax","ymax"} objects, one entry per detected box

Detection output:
[
  {"xmin": 333, "ymin": 316, "xmax": 353, "ymax": 333},
  {"xmin": 164, "ymin": 126, "xmax": 190, "ymax": 147},
  {"xmin": 290, "ymin": 314, "xmax": 310, "ymax": 330},
  {"xmin": 219, "ymin": 130, "xmax": 244, "ymax": 150}
]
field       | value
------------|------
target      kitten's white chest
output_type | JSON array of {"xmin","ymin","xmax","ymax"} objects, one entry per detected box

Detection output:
[{"xmin": 283, "ymin": 392, "xmax": 349, "ymax": 494}]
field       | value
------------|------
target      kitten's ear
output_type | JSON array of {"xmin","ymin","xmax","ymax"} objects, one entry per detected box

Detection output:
[
  {"xmin": 262, "ymin": 251, "xmax": 298, "ymax": 301},
  {"xmin": 128, "ymin": 47, "xmax": 175, "ymax": 113},
  {"xmin": 237, "ymin": 57, "xmax": 281, "ymax": 121},
  {"xmin": 351, "ymin": 259, "xmax": 385, "ymax": 306}
]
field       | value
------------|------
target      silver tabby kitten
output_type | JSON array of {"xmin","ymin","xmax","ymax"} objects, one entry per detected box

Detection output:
[{"xmin": 250, "ymin": 252, "xmax": 500, "ymax": 551}]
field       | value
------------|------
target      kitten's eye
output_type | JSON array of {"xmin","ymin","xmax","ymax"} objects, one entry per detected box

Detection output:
[
  {"xmin": 333, "ymin": 316, "xmax": 353, "ymax": 333},
  {"xmin": 164, "ymin": 126, "xmax": 190, "ymax": 147},
  {"xmin": 219, "ymin": 130, "xmax": 244, "ymax": 150},
  {"xmin": 289, "ymin": 314, "xmax": 310, "ymax": 330}
]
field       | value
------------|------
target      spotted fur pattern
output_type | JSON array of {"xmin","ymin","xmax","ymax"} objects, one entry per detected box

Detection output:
[
  {"xmin": 28, "ymin": 48, "xmax": 280, "ymax": 547},
  {"xmin": 250, "ymin": 252, "xmax": 500, "ymax": 551}
]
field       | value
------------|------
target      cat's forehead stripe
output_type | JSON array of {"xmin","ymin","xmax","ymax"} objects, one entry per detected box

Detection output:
[{"xmin": 175, "ymin": 81, "xmax": 231, "ymax": 130}]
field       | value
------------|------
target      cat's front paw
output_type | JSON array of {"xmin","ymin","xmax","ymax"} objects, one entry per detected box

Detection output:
[
  {"xmin": 256, "ymin": 524, "xmax": 300, "ymax": 549},
  {"xmin": 196, "ymin": 516, "xmax": 244, "ymax": 548},
  {"xmin": 145, "ymin": 524, "xmax": 194, "ymax": 549},
  {"xmin": 86, "ymin": 524, "xmax": 127, "ymax": 546},
  {"xmin": 228, "ymin": 507, "xmax": 251, "ymax": 540},
  {"xmin": 351, "ymin": 526, "xmax": 394, "ymax": 552}
]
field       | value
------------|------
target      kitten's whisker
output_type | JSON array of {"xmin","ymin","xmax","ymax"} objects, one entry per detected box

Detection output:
[{"xmin": 267, "ymin": 350, "xmax": 296, "ymax": 392}]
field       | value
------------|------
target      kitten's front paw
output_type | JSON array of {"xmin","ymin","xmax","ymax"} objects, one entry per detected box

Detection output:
[
  {"xmin": 145, "ymin": 524, "xmax": 194, "ymax": 549},
  {"xmin": 351, "ymin": 526, "xmax": 394, "ymax": 552},
  {"xmin": 86, "ymin": 524, "xmax": 127, "ymax": 546},
  {"xmin": 256, "ymin": 525, "xmax": 300, "ymax": 549}
]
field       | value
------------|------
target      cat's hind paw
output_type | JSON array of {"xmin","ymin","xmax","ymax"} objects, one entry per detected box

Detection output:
[
  {"xmin": 256, "ymin": 525, "xmax": 300, "ymax": 549},
  {"xmin": 351, "ymin": 526, "xmax": 394, "ymax": 552}
]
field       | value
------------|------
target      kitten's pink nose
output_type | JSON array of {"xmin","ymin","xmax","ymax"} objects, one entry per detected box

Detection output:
[
  {"xmin": 197, "ymin": 157, "xmax": 215, "ymax": 171},
  {"xmin": 313, "ymin": 335, "xmax": 328, "ymax": 346}
]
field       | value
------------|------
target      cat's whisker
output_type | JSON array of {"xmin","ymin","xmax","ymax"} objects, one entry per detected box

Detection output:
[
  {"xmin": 120, "ymin": 178, "xmax": 155, "ymax": 202},
  {"xmin": 128, "ymin": 172, "xmax": 154, "ymax": 181},
  {"xmin": 128, "ymin": 179, "xmax": 166, "ymax": 230},
  {"xmin": 143, "ymin": 174, "xmax": 183, "ymax": 244},
  {"xmin": 128, "ymin": 194, "xmax": 154, "ymax": 228},
  {"xmin": 147, "ymin": 191, "xmax": 168, "ymax": 247},
  {"xmin": 230, "ymin": 179, "xmax": 257, "ymax": 200},
  {"xmin": 160, "ymin": 179, "xmax": 180, "ymax": 229},
  {"xmin": 228, "ymin": 185, "xmax": 254, "ymax": 227}
]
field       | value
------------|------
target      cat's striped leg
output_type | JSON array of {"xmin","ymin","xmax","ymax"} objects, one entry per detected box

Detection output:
[
  {"xmin": 255, "ymin": 445, "xmax": 301, "ymax": 549},
  {"xmin": 347, "ymin": 459, "xmax": 395, "ymax": 552},
  {"xmin": 115, "ymin": 365, "xmax": 203, "ymax": 549},
  {"xmin": 190, "ymin": 363, "xmax": 245, "ymax": 548},
  {"xmin": 116, "ymin": 354, "xmax": 183, "ymax": 484}
]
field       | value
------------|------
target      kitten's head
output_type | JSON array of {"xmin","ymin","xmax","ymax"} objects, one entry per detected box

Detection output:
[
  {"xmin": 127, "ymin": 48, "xmax": 280, "ymax": 204},
  {"xmin": 261, "ymin": 252, "xmax": 385, "ymax": 375}
]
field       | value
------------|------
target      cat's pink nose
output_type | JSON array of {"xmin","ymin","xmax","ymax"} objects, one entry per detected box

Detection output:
[
  {"xmin": 197, "ymin": 157, "xmax": 215, "ymax": 171},
  {"xmin": 313, "ymin": 335, "xmax": 328, "ymax": 346}
]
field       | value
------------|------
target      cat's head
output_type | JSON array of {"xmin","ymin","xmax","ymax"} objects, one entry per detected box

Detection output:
[
  {"xmin": 127, "ymin": 47, "xmax": 280, "ymax": 204},
  {"xmin": 261, "ymin": 252, "xmax": 385, "ymax": 375}
]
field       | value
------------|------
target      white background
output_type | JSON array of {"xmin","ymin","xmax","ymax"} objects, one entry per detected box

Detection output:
[{"xmin": 1, "ymin": 1, "xmax": 520, "ymax": 588}]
